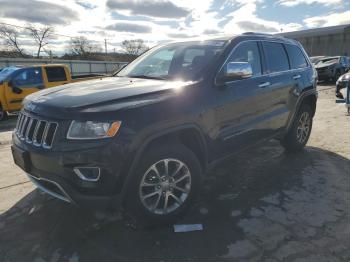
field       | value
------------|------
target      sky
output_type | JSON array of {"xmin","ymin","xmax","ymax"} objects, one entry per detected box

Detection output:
[{"xmin": 0, "ymin": 0, "xmax": 350, "ymax": 55}]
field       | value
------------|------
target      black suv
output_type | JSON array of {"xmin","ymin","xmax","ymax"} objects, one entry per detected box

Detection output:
[{"xmin": 11, "ymin": 34, "xmax": 317, "ymax": 225}]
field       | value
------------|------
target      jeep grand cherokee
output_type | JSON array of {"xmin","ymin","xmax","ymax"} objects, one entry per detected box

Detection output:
[{"xmin": 11, "ymin": 33, "xmax": 317, "ymax": 225}]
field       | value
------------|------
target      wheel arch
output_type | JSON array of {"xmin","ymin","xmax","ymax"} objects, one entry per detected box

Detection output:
[
  {"xmin": 119, "ymin": 124, "xmax": 208, "ymax": 203},
  {"xmin": 286, "ymin": 88, "xmax": 317, "ymax": 131}
]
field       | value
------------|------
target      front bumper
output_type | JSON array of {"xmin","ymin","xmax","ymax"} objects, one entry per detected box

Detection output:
[{"xmin": 11, "ymin": 134, "xmax": 127, "ymax": 210}]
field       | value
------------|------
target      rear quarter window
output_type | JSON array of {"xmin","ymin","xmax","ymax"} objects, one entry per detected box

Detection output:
[
  {"xmin": 285, "ymin": 44, "xmax": 308, "ymax": 69},
  {"xmin": 45, "ymin": 67, "xmax": 67, "ymax": 82},
  {"xmin": 263, "ymin": 42, "xmax": 290, "ymax": 73}
]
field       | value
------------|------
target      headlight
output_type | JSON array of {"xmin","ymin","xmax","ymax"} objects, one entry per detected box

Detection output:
[{"xmin": 67, "ymin": 120, "xmax": 122, "ymax": 140}]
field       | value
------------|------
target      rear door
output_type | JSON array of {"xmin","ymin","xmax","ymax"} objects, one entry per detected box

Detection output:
[
  {"xmin": 284, "ymin": 43, "xmax": 309, "ymax": 93},
  {"xmin": 43, "ymin": 66, "xmax": 70, "ymax": 88},
  {"xmin": 4, "ymin": 67, "xmax": 44, "ymax": 111},
  {"xmin": 214, "ymin": 41, "xmax": 273, "ymax": 157},
  {"xmin": 261, "ymin": 41, "xmax": 294, "ymax": 130}
]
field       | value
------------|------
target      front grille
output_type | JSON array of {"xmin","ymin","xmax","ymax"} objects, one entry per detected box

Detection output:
[{"xmin": 15, "ymin": 112, "xmax": 58, "ymax": 149}]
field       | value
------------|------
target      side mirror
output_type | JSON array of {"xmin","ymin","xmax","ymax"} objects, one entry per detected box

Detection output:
[
  {"xmin": 225, "ymin": 62, "xmax": 253, "ymax": 80},
  {"xmin": 217, "ymin": 62, "xmax": 253, "ymax": 85}
]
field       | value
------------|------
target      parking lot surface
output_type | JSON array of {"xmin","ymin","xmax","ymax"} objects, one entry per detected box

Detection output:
[{"xmin": 1, "ymin": 84, "xmax": 350, "ymax": 262}]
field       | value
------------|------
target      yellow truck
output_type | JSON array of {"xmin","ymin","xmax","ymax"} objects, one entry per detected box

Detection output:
[{"xmin": 0, "ymin": 64, "xmax": 103, "ymax": 120}]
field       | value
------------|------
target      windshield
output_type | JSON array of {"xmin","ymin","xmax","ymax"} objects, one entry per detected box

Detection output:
[
  {"xmin": 0, "ymin": 67, "xmax": 20, "ymax": 82},
  {"xmin": 315, "ymin": 57, "xmax": 339, "ymax": 65},
  {"xmin": 117, "ymin": 40, "xmax": 228, "ymax": 81}
]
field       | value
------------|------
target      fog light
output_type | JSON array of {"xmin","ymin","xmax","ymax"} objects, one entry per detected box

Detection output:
[{"xmin": 73, "ymin": 167, "xmax": 101, "ymax": 182}]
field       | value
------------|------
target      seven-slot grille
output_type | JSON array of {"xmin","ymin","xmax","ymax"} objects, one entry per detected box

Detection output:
[{"xmin": 15, "ymin": 112, "xmax": 58, "ymax": 149}]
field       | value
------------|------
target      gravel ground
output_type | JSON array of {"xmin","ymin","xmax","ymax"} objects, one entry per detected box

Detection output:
[{"xmin": 0, "ymin": 84, "xmax": 350, "ymax": 262}]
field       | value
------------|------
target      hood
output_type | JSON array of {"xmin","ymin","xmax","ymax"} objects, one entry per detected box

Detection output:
[
  {"xmin": 315, "ymin": 61, "xmax": 337, "ymax": 69},
  {"xmin": 23, "ymin": 76, "xmax": 193, "ymax": 118}
]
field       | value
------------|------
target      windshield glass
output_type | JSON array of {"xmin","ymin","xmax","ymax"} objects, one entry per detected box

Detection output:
[
  {"xmin": 0, "ymin": 67, "xmax": 20, "ymax": 81},
  {"xmin": 117, "ymin": 40, "xmax": 228, "ymax": 81},
  {"xmin": 316, "ymin": 57, "xmax": 339, "ymax": 65}
]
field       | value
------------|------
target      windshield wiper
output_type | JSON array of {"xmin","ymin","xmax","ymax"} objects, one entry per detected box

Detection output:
[{"xmin": 128, "ymin": 75, "xmax": 168, "ymax": 80}]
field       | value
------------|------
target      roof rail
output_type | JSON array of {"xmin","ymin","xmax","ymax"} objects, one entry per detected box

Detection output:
[
  {"xmin": 242, "ymin": 32, "xmax": 272, "ymax": 36},
  {"xmin": 242, "ymin": 32, "xmax": 287, "ymax": 39}
]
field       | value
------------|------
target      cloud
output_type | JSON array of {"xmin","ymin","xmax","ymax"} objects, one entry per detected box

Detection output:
[
  {"xmin": 167, "ymin": 32, "xmax": 195, "ymax": 38},
  {"xmin": 203, "ymin": 29, "xmax": 221, "ymax": 34},
  {"xmin": 106, "ymin": 22, "xmax": 152, "ymax": 33},
  {"xmin": 0, "ymin": 0, "xmax": 79, "ymax": 25},
  {"xmin": 277, "ymin": 0, "xmax": 343, "ymax": 6},
  {"xmin": 106, "ymin": 0, "xmax": 190, "ymax": 18},
  {"xmin": 236, "ymin": 21, "xmax": 278, "ymax": 32},
  {"xmin": 303, "ymin": 10, "xmax": 350, "ymax": 27},
  {"xmin": 76, "ymin": 0, "xmax": 97, "ymax": 9}
]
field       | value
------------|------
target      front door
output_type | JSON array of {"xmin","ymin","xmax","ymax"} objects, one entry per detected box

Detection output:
[
  {"xmin": 214, "ymin": 41, "xmax": 274, "ymax": 158},
  {"xmin": 4, "ymin": 67, "xmax": 44, "ymax": 111}
]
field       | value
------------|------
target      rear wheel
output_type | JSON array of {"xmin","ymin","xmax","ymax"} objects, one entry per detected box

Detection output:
[
  {"xmin": 281, "ymin": 104, "xmax": 313, "ymax": 152},
  {"xmin": 125, "ymin": 143, "xmax": 202, "ymax": 226}
]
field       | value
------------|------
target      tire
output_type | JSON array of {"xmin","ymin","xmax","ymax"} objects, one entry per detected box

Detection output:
[
  {"xmin": 281, "ymin": 104, "xmax": 313, "ymax": 152},
  {"xmin": 0, "ymin": 105, "xmax": 7, "ymax": 121},
  {"xmin": 347, "ymin": 107, "xmax": 350, "ymax": 115},
  {"xmin": 125, "ymin": 142, "xmax": 202, "ymax": 227}
]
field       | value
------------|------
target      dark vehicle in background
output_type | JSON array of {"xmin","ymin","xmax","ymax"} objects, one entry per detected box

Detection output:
[
  {"xmin": 314, "ymin": 56, "xmax": 350, "ymax": 82},
  {"xmin": 11, "ymin": 33, "xmax": 317, "ymax": 225}
]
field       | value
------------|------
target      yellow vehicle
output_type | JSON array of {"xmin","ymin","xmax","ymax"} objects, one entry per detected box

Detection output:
[{"xmin": 0, "ymin": 64, "xmax": 102, "ymax": 120}]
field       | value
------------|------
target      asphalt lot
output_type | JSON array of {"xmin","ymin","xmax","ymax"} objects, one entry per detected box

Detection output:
[{"xmin": 1, "ymin": 84, "xmax": 350, "ymax": 262}]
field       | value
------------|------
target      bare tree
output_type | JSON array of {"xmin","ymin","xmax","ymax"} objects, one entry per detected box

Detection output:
[
  {"xmin": 28, "ymin": 25, "xmax": 54, "ymax": 58},
  {"xmin": 68, "ymin": 36, "xmax": 102, "ymax": 58},
  {"xmin": 121, "ymin": 39, "xmax": 149, "ymax": 56},
  {"xmin": 0, "ymin": 25, "xmax": 25, "ymax": 57}
]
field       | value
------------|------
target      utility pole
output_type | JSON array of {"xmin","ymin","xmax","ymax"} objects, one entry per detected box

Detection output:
[{"xmin": 104, "ymin": 39, "xmax": 107, "ymax": 55}]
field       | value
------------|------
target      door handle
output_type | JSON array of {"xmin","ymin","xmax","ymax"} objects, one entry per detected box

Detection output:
[
  {"xmin": 293, "ymin": 74, "xmax": 301, "ymax": 80},
  {"xmin": 258, "ymin": 82, "xmax": 271, "ymax": 88}
]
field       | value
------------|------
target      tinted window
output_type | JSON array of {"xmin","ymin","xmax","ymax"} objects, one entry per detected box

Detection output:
[
  {"xmin": 45, "ymin": 67, "xmax": 67, "ymax": 82},
  {"xmin": 12, "ymin": 67, "xmax": 43, "ymax": 88},
  {"xmin": 285, "ymin": 44, "xmax": 308, "ymax": 69},
  {"xmin": 263, "ymin": 42, "xmax": 289, "ymax": 73},
  {"xmin": 227, "ymin": 41, "xmax": 262, "ymax": 76}
]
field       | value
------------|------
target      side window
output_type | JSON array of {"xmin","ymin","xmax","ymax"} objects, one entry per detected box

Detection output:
[
  {"xmin": 226, "ymin": 41, "xmax": 262, "ymax": 76},
  {"xmin": 285, "ymin": 44, "xmax": 308, "ymax": 69},
  {"xmin": 263, "ymin": 42, "xmax": 289, "ymax": 73},
  {"xmin": 12, "ymin": 67, "xmax": 43, "ymax": 88},
  {"xmin": 45, "ymin": 67, "xmax": 67, "ymax": 82}
]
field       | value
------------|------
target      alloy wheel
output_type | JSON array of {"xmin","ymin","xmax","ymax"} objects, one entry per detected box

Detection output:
[
  {"xmin": 139, "ymin": 158, "xmax": 191, "ymax": 215},
  {"xmin": 296, "ymin": 111, "xmax": 311, "ymax": 143}
]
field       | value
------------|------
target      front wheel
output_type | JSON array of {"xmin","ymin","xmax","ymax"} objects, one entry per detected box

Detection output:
[
  {"xmin": 125, "ymin": 143, "xmax": 202, "ymax": 226},
  {"xmin": 281, "ymin": 104, "xmax": 313, "ymax": 152}
]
